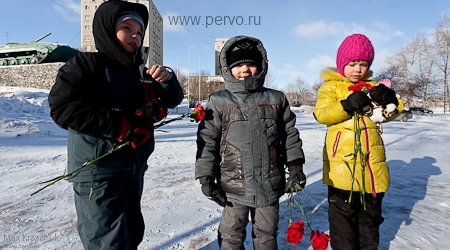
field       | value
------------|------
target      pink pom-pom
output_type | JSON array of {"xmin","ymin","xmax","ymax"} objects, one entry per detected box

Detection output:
[{"xmin": 377, "ymin": 79, "xmax": 392, "ymax": 89}]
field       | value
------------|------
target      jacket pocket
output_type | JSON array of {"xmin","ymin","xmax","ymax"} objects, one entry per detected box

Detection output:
[
  {"xmin": 220, "ymin": 142, "xmax": 245, "ymax": 196},
  {"xmin": 266, "ymin": 124, "xmax": 284, "ymax": 191}
]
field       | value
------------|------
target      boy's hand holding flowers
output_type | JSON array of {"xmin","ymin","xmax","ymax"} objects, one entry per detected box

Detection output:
[
  {"xmin": 135, "ymin": 98, "xmax": 166, "ymax": 123},
  {"xmin": 285, "ymin": 179, "xmax": 330, "ymax": 249},
  {"xmin": 285, "ymin": 160, "xmax": 307, "ymax": 193},
  {"xmin": 118, "ymin": 99, "xmax": 167, "ymax": 148},
  {"xmin": 117, "ymin": 117, "xmax": 151, "ymax": 149}
]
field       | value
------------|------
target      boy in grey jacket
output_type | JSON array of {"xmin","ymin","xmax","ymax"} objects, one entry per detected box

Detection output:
[{"xmin": 195, "ymin": 35, "xmax": 306, "ymax": 250}]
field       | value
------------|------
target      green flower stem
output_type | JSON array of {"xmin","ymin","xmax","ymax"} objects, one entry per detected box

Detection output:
[
  {"xmin": 356, "ymin": 114, "xmax": 368, "ymax": 210},
  {"xmin": 154, "ymin": 114, "xmax": 189, "ymax": 129},
  {"xmin": 346, "ymin": 112, "xmax": 367, "ymax": 210},
  {"xmin": 30, "ymin": 142, "xmax": 130, "ymax": 196},
  {"xmin": 287, "ymin": 182, "xmax": 313, "ymax": 231},
  {"xmin": 293, "ymin": 194, "xmax": 313, "ymax": 232},
  {"xmin": 31, "ymin": 111, "xmax": 199, "ymax": 197}
]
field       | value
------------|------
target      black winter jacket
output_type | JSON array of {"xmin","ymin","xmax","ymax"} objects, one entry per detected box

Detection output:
[
  {"xmin": 195, "ymin": 36, "xmax": 305, "ymax": 207},
  {"xmin": 48, "ymin": 1, "xmax": 183, "ymax": 182}
]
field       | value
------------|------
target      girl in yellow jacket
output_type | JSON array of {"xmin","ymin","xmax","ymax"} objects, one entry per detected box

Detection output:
[{"xmin": 313, "ymin": 34, "xmax": 404, "ymax": 250}]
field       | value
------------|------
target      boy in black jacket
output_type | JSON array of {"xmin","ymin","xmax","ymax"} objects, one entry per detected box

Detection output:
[{"xmin": 48, "ymin": 1, "xmax": 183, "ymax": 249}]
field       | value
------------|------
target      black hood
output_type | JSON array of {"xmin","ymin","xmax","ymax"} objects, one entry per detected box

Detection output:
[
  {"xmin": 219, "ymin": 35, "xmax": 268, "ymax": 93},
  {"xmin": 93, "ymin": 0, "xmax": 149, "ymax": 68}
]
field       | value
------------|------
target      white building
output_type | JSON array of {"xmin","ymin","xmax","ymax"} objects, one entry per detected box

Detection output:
[{"xmin": 214, "ymin": 38, "xmax": 228, "ymax": 76}]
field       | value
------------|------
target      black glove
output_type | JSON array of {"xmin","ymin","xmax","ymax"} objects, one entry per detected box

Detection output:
[
  {"xmin": 199, "ymin": 176, "xmax": 228, "ymax": 207},
  {"xmin": 117, "ymin": 118, "xmax": 151, "ymax": 149},
  {"xmin": 285, "ymin": 164, "xmax": 306, "ymax": 193},
  {"xmin": 341, "ymin": 91, "xmax": 372, "ymax": 115},
  {"xmin": 369, "ymin": 85, "xmax": 398, "ymax": 107},
  {"xmin": 135, "ymin": 99, "xmax": 165, "ymax": 123}
]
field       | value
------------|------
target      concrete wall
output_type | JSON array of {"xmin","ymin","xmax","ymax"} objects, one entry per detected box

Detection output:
[{"xmin": 0, "ymin": 63, "xmax": 64, "ymax": 90}]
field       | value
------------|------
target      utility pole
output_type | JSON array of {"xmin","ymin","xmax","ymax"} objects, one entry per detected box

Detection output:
[
  {"xmin": 187, "ymin": 43, "xmax": 190, "ymax": 110},
  {"xmin": 176, "ymin": 53, "xmax": 179, "ymax": 113},
  {"xmin": 176, "ymin": 54, "xmax": 179, "ymax": 77},
  {"xmin": 198, "ymin": 54, "xmax": 201, "ymax": 102}
]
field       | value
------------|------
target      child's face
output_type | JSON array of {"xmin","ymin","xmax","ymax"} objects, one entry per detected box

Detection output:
[
  {"xmin": 344, "ymin": 60, "xmax": 370, "ymax": 83},
  {"xmin": 115, "ymin": 19, "xmax": 143, "ymax": 54},
  {"xmin": 231, "ymin": 63, "xmax": 259, "ymax": 80}
]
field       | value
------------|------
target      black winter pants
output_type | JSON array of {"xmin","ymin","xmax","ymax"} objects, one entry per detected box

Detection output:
[
  {"xmin": 328, "ymin": 186, "xmax": 385, "ymax": 250},
  {"xmin": 73, "ymin": 176, "xmax": 145, "ymax": 250},
  {"xmin": 218, "ymin": 203, "xmax": 279, "ymax": 250}
]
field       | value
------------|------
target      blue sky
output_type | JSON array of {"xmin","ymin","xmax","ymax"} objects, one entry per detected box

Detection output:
[{"xmin": 1, "ymin": 0, "xmax": 449, "ymax": 89}]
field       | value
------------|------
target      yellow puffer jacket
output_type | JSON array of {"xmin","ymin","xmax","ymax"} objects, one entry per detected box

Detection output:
[{"xmin": 313, "ymin": 68, "xmax": 404, "ymax": 193}]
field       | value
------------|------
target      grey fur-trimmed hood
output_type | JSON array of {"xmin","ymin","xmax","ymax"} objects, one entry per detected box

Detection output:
[{"xmin": 218, "ymin": 35, "xmax": 268, "ymax": 93}]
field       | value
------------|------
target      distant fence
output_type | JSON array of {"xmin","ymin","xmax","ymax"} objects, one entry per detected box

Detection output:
[{"xmin": 0, "ymin": 63, "xmax": 64, "ymax": 90}]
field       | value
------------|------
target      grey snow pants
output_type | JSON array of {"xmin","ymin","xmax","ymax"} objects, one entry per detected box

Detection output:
[
  {"xmin": 218, "ymin": 202, "xmax": 279, "ymax": 250},
  {"xmin": 73, "ymin": 176, "xmax": 145, "ymax": 250}
]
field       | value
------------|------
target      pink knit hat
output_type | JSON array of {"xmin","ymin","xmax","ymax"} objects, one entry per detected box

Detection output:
[{"xmin": 336, "ymin": 34, "xmax": 374, "ymax": 76}]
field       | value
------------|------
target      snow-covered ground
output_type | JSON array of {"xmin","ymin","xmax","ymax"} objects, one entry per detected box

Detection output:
[{"xmin": 1, "ymin": 86, "xmax": 449, "ymax": 250}]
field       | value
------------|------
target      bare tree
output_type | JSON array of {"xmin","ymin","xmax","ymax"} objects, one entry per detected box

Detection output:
[
  {"xmin": 416, "ymin": 34, "xmax": 438, "ymax": 108},
  {"xmin": 294, "ymin": 77, "xmax": 309, "ymax": 93},
  {"xmin": 430, "ymin": 12, "xmax": 450, "ymax": 112},
  {"xmin": 173, "ymin": 68, "xmax": 187, "ymax": 97},
  {"xmin": 283, "ymin": 83, "xmax": 297, "ymax": 105},
  {"xmin": 374, "ymin": 13, "xmax": 450, "ymax": 110},
  {"xmin": 311, "ymin": 79, "xmax": 322, "ymax": 94},
  {"xmin": 309, "ymin": 79, "xmax": 323, "ymax": 106},
  {"xmin": 376, "ymin": 34, "xmax": 429, "ymax": 107},
  {"xmin": 265, "ymin": 70, "xmax": 277, "ymax": 89},
  {"xmin": 282, "ymin": 77, "xmax": 315, "ymax": 106}
]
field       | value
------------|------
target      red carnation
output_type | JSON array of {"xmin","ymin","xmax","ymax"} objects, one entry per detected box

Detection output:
[
  {"xmin": 348, "ymin": 81, "xmax": 374, "ymax": 92},
  {"xmin": 310, "ymin": 230, "xmax": 331, "ymax": 250},
  {"xmin": 189, "ymin": 103, "xmax": 205, "ymax": 122},
  {"xmin": 284, "ymin": 187, "xmax": 330, "ymax": 249},
  {"xmin": 285, "ymin": 220, "xmax": 305, "ymax": 245}
]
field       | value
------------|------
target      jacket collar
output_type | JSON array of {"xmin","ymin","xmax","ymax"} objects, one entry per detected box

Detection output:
[{"xmin": 320, "ymin": 67, "xmax": 373, "ymax": 82}]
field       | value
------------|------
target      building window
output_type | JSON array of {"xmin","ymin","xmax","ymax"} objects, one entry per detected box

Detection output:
[
  {"xmin": 85, "ymin": 36, "xmax": 91, "ymax": 41},
  {"xmin": 85, "ymin": 5, "xmax": 91, "ymax": 10},
  {"xmin": 86, "ymin": 46, "xmax": 91, "ymax": 51},
  {"xmin": 85, "ymin": 15, "xmax": 91, "ymax": 21},
  {"xmin": 84, "ymin": 26, "xmax": 90, "ymax": 31}
]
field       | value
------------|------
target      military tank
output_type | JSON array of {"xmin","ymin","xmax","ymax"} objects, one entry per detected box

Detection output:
[{"xmin": 0, "ymin": 33, "xmax": 80, "ymax": 66}]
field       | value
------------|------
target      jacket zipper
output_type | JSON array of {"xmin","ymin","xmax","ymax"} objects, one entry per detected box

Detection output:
[{"xmin": 332, "ymin": 131, "xmax": 341, "ymax": 158}]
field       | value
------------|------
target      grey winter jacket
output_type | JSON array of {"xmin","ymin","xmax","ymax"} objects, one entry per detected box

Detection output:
[{"xmin": 195, "ymin": 36, "xmax": 305, "ymax": 207}]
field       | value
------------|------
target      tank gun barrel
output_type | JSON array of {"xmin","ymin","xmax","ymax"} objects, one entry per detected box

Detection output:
[{"xmin": 31, "ymin": 32, "xmax": 51, "ymax": 43}]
